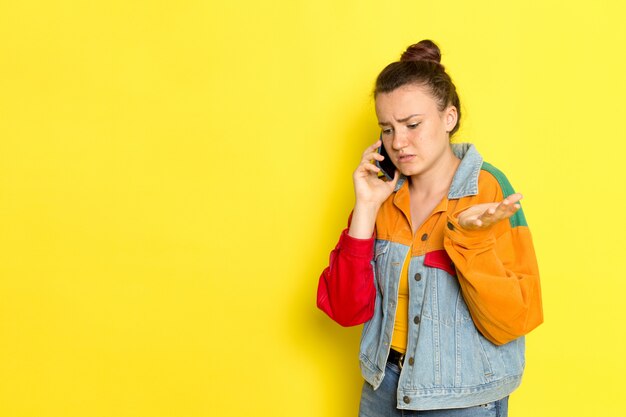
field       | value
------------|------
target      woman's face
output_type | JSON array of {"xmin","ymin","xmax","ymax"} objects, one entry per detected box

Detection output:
[{"xmin": 375, "ymin": 83, "xmax": 458, "ymax": 179}]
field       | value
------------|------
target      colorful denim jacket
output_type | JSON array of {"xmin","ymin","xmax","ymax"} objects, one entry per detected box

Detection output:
[{"xmin": 318, "ymin": 143, "xmax": 543, "ymax": 410}]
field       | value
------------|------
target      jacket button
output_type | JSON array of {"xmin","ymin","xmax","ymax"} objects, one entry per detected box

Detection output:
[
  {"xmin": 413, "ymin": 315, "xmax": 420, "ymax": 324},
  {"xmin": 421, "ymin": 233, "xmax": 428, "ymax": 241},
  {"xmin": 447, "ymin": 221, "xmax": 454, "ymax": 230},
  {"xmin": 414, "ymin": 273, "xmax": 421, "ymax": 281},
  {"xmin": 408, "ymin": 357, "xmax": 415, "ymax": 366},
  {"xmin": 403, "ymin": 396, "xmax": 411, "ymax": 404}
]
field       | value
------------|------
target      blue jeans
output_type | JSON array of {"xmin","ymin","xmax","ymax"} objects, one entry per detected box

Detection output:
[{"xmin": 359, "ymin": 362, "xmax": 509, "ymax": 417}]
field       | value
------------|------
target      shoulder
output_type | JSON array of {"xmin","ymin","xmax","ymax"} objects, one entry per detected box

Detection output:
[
  {"xmin": 479, "ymin": 162, "xmax": 517, "ymax": 198},
  {"xmin": 478, "ymin": 161, "xmax": 528, "ymax": 228}
]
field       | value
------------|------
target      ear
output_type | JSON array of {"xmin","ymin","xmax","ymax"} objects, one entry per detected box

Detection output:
[{"xmin": 444, "ymin": 106, "xmax": 458, "ymax": 133}]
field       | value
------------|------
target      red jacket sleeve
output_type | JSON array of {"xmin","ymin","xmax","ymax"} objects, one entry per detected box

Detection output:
[{"xmin": 316, "ymin": 226, "xmax": 376, "ymax": 327}]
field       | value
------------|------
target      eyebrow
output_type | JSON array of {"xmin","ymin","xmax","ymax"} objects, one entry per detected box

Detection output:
[{"xmin": 378, "ymin": 114, "xmax": 423, "ymax": 126}]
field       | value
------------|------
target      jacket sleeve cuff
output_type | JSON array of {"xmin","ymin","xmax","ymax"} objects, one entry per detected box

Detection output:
[
  {"xmin": 338, "ymin": 229, "xmax": 375, "ymax": 257},
  {"xmin": 444, "ymin": 214, "xmax": 496, "ymax": 247}
]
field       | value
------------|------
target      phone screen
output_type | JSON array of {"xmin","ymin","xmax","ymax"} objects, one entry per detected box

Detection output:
[{"xmin": 375, "ymin": 133, "xmax": 396, "ymax": 181}]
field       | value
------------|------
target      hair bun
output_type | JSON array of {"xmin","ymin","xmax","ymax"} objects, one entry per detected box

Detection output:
[{"xmin": 400, "ymin": 40, "xmax": 442, "ymax": 64}]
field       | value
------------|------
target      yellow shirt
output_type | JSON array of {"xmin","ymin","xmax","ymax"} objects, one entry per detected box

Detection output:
[{"xmin": 390, "ymin": 248, "xmax": 411, "ymax": 353}]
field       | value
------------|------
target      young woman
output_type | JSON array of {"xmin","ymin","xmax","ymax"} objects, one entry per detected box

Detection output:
[{"xmin": 317, "ymin": 40, "xmax": 543, "ymax": 417}]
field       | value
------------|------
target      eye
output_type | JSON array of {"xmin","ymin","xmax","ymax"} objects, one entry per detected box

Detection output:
[
  {"xmin": 407, "ymin": 122, "xmax": 421, "ymax": 129},
  {"xmin": 382, "ymin": 128, "xmax": 393, "ymax": 135}
]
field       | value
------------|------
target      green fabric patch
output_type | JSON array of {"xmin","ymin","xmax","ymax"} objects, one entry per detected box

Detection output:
[{"xmin": 481, "ymin": 162, "xmax": 528, "ymax": 228}]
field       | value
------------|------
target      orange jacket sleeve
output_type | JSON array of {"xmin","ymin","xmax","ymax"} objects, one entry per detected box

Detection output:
[{"xmin": 443, "ymin": 183, "xmax": 543, "ymax": 345}]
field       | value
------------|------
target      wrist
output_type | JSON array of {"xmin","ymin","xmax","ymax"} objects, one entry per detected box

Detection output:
[
  {"xmin": 445, "ymin": 214, "xmax": 496, "ymax": 245},
  {"xmin": 348, "ymin": 202, "xmax": 380, "ymax": 239}
]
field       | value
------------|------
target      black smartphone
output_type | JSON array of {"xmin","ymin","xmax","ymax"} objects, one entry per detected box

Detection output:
[{"xmin": 375, "ymin": 133, "xmax": 396, "ymax": 181}]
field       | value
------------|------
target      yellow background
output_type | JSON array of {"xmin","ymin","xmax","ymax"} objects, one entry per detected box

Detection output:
[{"xmin": 1, "ymin": 1, "xmax": 625, "ymax": 416}]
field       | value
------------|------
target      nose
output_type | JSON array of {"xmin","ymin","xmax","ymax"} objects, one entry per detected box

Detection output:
[{"xmin": 391, "ymin": 130, "xmax": 409, "ymax": 151}]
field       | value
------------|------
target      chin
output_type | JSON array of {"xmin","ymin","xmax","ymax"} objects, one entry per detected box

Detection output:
[{"xmin": 399, "ymin": 167, "xmax": 422, "ymax": 177}]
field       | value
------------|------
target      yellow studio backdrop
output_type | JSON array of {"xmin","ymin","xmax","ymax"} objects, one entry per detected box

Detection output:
[{"xmin": 1, "ymin": 1, "xmax": 625, "ymax": 416}]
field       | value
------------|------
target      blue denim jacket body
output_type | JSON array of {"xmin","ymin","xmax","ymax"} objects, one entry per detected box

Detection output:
[{"xmin": 358, "ymin": 144, "xmax": 525, "ymax": 410}]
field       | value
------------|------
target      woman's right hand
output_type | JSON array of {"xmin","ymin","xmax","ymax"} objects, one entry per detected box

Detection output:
[
  {"xmin": 353, "ymin": 140, "xmax": 400, "ymax": 206},
  {"xmin": 348, "ymin": 140, "xmax": 400, "ymax": 239}
]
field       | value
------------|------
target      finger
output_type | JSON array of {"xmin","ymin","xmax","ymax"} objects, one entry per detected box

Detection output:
[
  {"xmin": 494, "ymin": 200, "xmax": 512, "ymax": 218},
  {"xmin": 503, "ymin": 204, "xmax": 520, "ymax": 218},
  {"xmin": 362, "ymin": 163, "xmax": 381, "ymax": 174},
  {"xmin": 387, "ymin": 169, "xmax": 401, "ymax": 186},
  {"xmin": 497, "ymin": 205, "xmax": 520, "ymax": 223},
  {"xmin": 354, "ymin": 162, "xmax": 379, "ymax": 177},
  {"xmin": 475, "ymin": 203, "xmax": 499, "ymax": 224},
  {"xmin": 500, "ymin": 198, "xmax": 522, "ymax": 217},
  {"xmin": 493, "ymin": 197, "xmax": 518, "ymax": 218},
  {"xmin": 481, "ymin": 201, "xmax": 520, "ymax": 226},
  {"xmin": 475, "ymin": 206, "xmax": 505, "ymax": 228},
  {"xmin": 362, "ymin": 151, "xmax": 384, "ymax": 163},
  {"xmin": 362, "ymin": 140, "xmax": 382, "ymax": 156},
  {"xmin": 503, "ymin": 193, "xmax": 523, "ymax": 206}
]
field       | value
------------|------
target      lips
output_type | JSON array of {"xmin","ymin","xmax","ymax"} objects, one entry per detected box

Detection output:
[{"xmin": 397, "ymin": 154, "xmax": 416, "ymax": 163}]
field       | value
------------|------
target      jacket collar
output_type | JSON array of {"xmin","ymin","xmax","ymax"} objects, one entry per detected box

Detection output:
[{"xmin": 393, "ymin": 143, "xmax": 483, "ymax": 199}]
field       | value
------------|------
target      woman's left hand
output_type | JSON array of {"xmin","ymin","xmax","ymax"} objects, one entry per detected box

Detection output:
[{"xmin": 457, "ymin": 193, "xmax": 523, "ymax": 231}]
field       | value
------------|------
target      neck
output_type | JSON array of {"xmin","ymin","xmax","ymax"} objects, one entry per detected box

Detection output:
[{"xmin": 408, "ymin": 146, "xmax": 461, "ymax": 197}]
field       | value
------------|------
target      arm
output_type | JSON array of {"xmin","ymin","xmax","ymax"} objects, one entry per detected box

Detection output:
[
  {"xmin": 316, "ymin": 224, "xmax": 376, "ymax": 326},
  {"xmin": 317, "ymin": 140, "xmax": 399, "ymax": 326},
  {"xmin": 444, "ymin": 194, "xmax": 543, "ymax": 345}
]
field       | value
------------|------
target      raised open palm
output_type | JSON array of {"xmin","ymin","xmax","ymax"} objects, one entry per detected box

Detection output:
[{"xmin": 457, "ymin": 193, "xmax": 523, "ymax": 230}]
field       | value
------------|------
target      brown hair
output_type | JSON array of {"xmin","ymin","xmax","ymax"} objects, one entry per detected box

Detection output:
[{"xmin": 374, "ymin": 40, "xmax": 461, "ymax": 137}]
